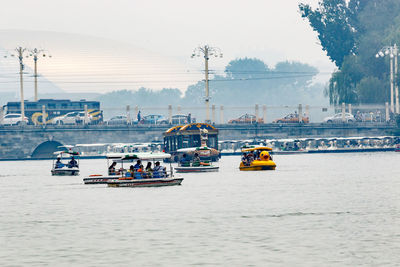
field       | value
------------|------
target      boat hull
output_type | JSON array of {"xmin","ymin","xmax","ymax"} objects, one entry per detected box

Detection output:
[
  {"xmin": 107, "ymin": 178, "xmax": 184, "ymax": 187},
  {"xmin": 51, "ymin": 168, "xmax": 80, "ymax": 176},
  {"xmin": 83, "ymin": 175, "xmax": 119, "ymax": 184},
  {"xmin": 239, "ymin": 160, "xmax": 276, "ymax": 171},
  {"xmin": 175, "ymin": 166, "xmax": 219, "ymax": 173},
  {"xmin": 239, "ymin": 165, "xmax": 276, "ymax": 171}
]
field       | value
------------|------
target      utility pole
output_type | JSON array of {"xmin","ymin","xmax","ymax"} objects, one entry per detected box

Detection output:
[
  {"xmin": 30, "ymin": 48, "xmax": 48, "ymax": 102},
  {"xmin": 191, "ymin": 45, "xmax": 222, "ymax": 123}
]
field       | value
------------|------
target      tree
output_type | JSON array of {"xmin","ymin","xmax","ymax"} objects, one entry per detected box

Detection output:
[
  {"xmin": 299, "ymin": 0, "xmax": 360, "ymax": 67},
  {"xmin": 301, "ymin": 0, "xmax": 400, "ymax": 105}
]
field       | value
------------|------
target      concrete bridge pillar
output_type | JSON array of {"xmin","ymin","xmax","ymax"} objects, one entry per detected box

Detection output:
[
  {"xmin": 212, "ymin": 105, "xmax": 216, "ymax": 124},
  {"xmin": 386, "ymin": 102, "xmax": 390, "ymax": 122},
  {"xmin": 168, "ymin": 105, "xmax": 172, "ymax": 124},
  {"xmin": 126, "ymin": 105, "xmax": 131, "ymax": 124},
  {"xmin": 0, "ymin": 106, "xmax": 4, "ymax": 124},
  {"xmin": 255, "ymin": 104, "xmax": 259, "ymax": 123},
  {"xmin": 135, "ymin": 106, "xmax": 139, "ymax": 122},
  {"xmin": 342, "ymin": 102, "xmax": 346, "ymax": 122},
  {"xmin": 84, "ymin": 105, "xmax": 88, "ymax": 125},
  {"xmin": 177, "ymin": 105, "xmax": 181, "ymax": 114},
  {"xmin": 298, "ymin": 104, "xmax": 303, "ymax": 123},
  {"xmin": 348, "ymin": 104, "xmax": 352, "ymax": 114},
  {"xmin": 220, "ymin": 105, "xmax": 224, "ymax": 124},
  {"xmin": 305, "ymin": 105, "xmax": 310, "ymax": 120},
  {"xmin": 263, "ymin": 105, "xmax": 267, "ymax": 123},
  {"xmin": 42, "ymin": 105, "xmax": 47, "ymax": 126}
]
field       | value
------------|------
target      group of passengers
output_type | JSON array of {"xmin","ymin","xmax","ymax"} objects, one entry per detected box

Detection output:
[
  {"xmin": 179, "ymin": 153, "xmax": 201, "ymax": 166},
  {"xmin": 241, "ymin": 152, "xmax": 256, "ymax": 166},
  {"xmin": 241, "ymin": 151, "xmax": 272, "ymax": 166},
  {"xmin": 55, "ymin": 156, "xmax": 79, "ymax": 169},
  {"xmin": 108, "ymin": 160, "xmax": 167, "ymax": 179}
]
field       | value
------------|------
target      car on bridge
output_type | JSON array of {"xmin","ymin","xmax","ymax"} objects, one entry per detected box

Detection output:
[
  {"xmin": 273, "ymin": 113, "xmax": 309, "ymax": 123},
  {"xmin": 51, "ymin": 111, "xmax": 93, "ymax": 125},
  {"xmin": 159, "ymin": 114, "xmax": 196, "ymax": 125},
  {"xmin": 323, "ymin": 113, "xmax": 356, "ymax": 123},
  {"xmin": 0, "ymin": 113, "xmax": 29, "ymax": 125},
  {"xmin": 140, "ymin": 114, "xmax": 166, "ymax": 125},
  {"xmin": 228, "ymin": 114, "xmax": 264, "ymax": 124}
]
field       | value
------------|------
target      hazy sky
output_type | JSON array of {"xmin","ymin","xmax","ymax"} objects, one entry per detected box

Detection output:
[{"xmin": 0, "ymin": 0, "xmax": 334, "ymax": 93}]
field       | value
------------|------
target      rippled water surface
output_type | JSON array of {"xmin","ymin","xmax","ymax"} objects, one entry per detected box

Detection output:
[{"xmin": 1, "ymin": 153, "xmax": 400, "ymax": 266}]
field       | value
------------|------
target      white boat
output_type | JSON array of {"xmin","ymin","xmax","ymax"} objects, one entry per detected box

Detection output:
[
  {"xmin": 174, "ymin": 165, "xmax": 219, "ymax": 173},
  {"xmin": 107, "ymin": 152, "xmax": 183, "ymax": 188},
  {"xmin": 51, "ymin": 149, "xmax": 80, "ymax": 176},
  {"xmin": 174, "ymin": 147, "xmax": 219, "ymax": 173},
  {"xmin": 84, "ymin": 152, "xmax": 183, "ymax": 187}
]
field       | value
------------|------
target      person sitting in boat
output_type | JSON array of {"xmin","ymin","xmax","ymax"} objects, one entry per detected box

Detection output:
[
  {"xmin": 247, "ymin": 152, "xmax": 255, "ymax": 163},
  {"xmin": 108, "ymin": 162, "xmax": 117, "ymax": 175},
  {"xmin": 125, "ymin": 165, "xmax": 135, "ymax": 178},
  {"xmin": 134, "ymin": 164, "xmax": 145, "ymax": 179},
  {"xmin": 153, "ymin": 161, "xmax": 166, "ymax": 178},
  {"xmin": 145, "ymin": 162, "xmax": 153, "ymax": 178},
  {"xmin": 55, "ymin": 157, "xmax": 65, "ymax": 169},
  {"xmin": 180, "ymin": 154, "xmax": 190, "ymax": 167},
  {"xmin": 133, "ymin": 160, "xmax": 141, "ymax": 170},
  {"xmin": 67, "ymin": 156, "xmax": 78, "ymax": 168},
  {"xmin": 192, "ymin": 153, "xmax": 201, "ymax": 166}
]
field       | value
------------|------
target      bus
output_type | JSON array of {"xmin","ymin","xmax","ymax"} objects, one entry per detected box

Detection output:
[
  {"xmin": 163, "ymin": 123, "xmax": 220, "ymax": 162},
  {"xmin": 3, "ymin": 99, "xmax": 103, "ymax": 125}
]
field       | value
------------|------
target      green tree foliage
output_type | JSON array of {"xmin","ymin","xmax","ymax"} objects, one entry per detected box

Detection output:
[
  {"xmin": 98, "ymin": 58, "xmax": 325, "ymax": 119},
  {"xmin": 299, "ymin": 0, "xmax": 359, "ymax": 67},
  {"xmin": 301, "ymin": 0, "xmax": 400, "ymax": 105},
  {"xmin": 183, "ymin": 58, "xmax": 321, "ymax": 106}
]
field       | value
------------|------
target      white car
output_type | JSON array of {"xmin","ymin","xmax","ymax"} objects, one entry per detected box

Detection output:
[
  {"xmin": 323, "ymin": 113, "xmax": 356, "ymax": 123},
  {"xmin": 0, "ymin": 113, "xmax": 29, "ymax": 125},
  {"xmin": 52, "ymin": 111, "xmax": 92, "ymax": 125}
]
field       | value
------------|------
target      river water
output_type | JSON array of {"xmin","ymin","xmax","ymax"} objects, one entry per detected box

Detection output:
[{"xmin": 0, "ymin": 153, "xmax": 399, "ymax": 266}]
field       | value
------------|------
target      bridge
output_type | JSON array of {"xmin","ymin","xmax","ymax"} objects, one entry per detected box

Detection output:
[{"xmin": 0, "ymin": 123, "xmax": 397, "ymax": 159}]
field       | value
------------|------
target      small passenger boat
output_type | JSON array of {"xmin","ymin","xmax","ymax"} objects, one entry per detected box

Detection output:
[
  {"xmin": 83, "ymin": 153, "xmax": 130, "ymax": 184},
  {"xmin": 239, "ymin": 146, "xmax": 276, "ymax": 171},
  {"xmin": 174, "ymin": 147, "xmax": 219, "ymax": 173},
  {"xmin": 51, "ymin": 149, "xmax": 80, "ymax": 176},
  {"xmin": 84, "ymin": 152, "xmax": 183, "ymax": 187},
  {"xmin": 106, "ymin": 153, "xmax": 183, "ymax": 188}
]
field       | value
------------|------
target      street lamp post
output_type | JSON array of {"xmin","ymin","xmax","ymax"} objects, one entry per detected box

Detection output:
[
  {"xmin": 16, "ymin": 47, "xmax": 27, "ymax": 122},
  {"xmin": 30, "ymin": 48, "xmax": 50, "ymax": 101},
  {"xmin": 191, "ymin": 45, "xmax": 222, "ymax": 123},
  {"xmin": 376, "ymin": 44, "xmax": 400, "ymax": 114}
]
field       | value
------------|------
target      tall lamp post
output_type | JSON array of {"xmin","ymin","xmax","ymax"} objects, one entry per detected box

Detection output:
[
  {"xmin": 376, "ymin": 44, "xmax": 400, "ymax": 114},
  {"xmin": 191, "ymin": 45, "xmax": 222, "ymax": 123},
  {"xmin": 30, "ymin": 48, "xmax": 50, "ymax": 102}
]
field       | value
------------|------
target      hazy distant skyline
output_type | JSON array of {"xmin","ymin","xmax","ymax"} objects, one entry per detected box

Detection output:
[{"xmin": 0, "ymin": 0, "xmax": 334, "ymax": 93}]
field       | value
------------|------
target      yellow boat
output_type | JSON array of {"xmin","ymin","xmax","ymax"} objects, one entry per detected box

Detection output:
[{"xmin": 239, "ymin": 146, "xmax": 276, "ymax": 171}]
